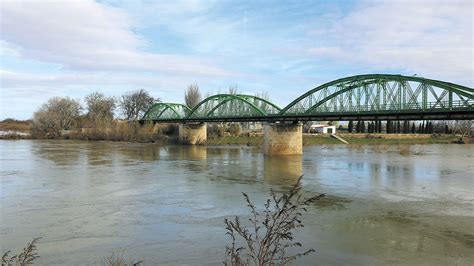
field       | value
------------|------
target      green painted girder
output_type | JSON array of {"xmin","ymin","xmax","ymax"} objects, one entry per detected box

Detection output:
[
  {"xmin": 186, "ymin": 94, "xmax": 281, "ymax": 118},
  {"xmin": 280, "ymin": 74, "xmax": 474, "ymax": 115},
  {"xmin": 141, "ymin": 103, "xmax": 192, "ymax": 120},
  {"xmin": 140, "ymin": 74, "xmax": 473, "ymax": 122}
]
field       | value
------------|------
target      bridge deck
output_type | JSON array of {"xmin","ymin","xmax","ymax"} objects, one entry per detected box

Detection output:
[{"xmin": 141, "ymin": 109, "xmax": 474, "ymax": 124}]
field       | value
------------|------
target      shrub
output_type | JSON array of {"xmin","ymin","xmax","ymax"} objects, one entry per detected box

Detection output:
[
  {"xmin": 2, "ymin": 237, "xmax": 41, "ymax": 266},
  {"xmin": 103, "ymin": 250, "xmax": 143, "ymax": 266},
  {"xmin": 207, "ymin": 124, "xmax": 226, "ymax": 137},
  {"xmin": 162, "ymin": 124, "xmax": 178, "ymax": 136},
  {"xmin": 217, "ymin": 125, "xmax": 226, "ymax": 137},
  {"xmin": 229, "ymin": 123, "xmax": 241, "ymax": 136},
  {"xmin": 224, "ymin": 176, "xmax": 324, "ymax": 265},
  {"xmin": 31, "ymin": 97, "xmax": 81, "ymax": 138}
]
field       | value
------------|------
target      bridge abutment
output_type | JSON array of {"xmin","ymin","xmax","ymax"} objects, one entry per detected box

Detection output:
[
  {"xmin": 263, "ymin": 122, "xmax": 303, "ymax": 155},
  {"xmin": 179, "ymin": 123, "xmax": 207, "ymax": 144}
]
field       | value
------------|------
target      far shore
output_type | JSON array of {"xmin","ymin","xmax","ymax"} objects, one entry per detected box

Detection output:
[
  {"xmin": 206, "ymin": 133, "xmax": 470, "ymax": 145},
  {"xmin": 1, "ymin": 130, "xmax": 470, "ymax": 145},
  {"xmin": 1, "ymin": 118, "xmax": 471, "ymax": 145}
]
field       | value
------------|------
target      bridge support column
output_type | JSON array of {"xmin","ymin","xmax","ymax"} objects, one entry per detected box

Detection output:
[
  {"xmin": 263, "ymin": 122, "xmax": 303, "ymax": 155},
  {"xmin": 179, "ymin": 123, "xmax": 207, "ymax": 144}
]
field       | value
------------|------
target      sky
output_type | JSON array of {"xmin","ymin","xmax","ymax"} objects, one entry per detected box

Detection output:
[{"xmin": 0, "ymin": 0, "xmax": 472, "ymax": 120}]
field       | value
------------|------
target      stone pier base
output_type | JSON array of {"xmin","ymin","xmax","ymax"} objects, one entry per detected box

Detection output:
[
  {"xmin": 263, "ymin": 122, "xmax": 303, "ymax": 155},
  {"xmin": 179, "ymin": 123, "xmax": 207, "ymax": 144}
]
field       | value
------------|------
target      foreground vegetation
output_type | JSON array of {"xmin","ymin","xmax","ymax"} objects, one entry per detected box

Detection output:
[
  {"xmin": 2, "ymin": 177, "xmax": 323, "ymax": 265},
  {"xmin": 224, "ymin": 176, "xmax": 324, "ymax": 265},
  {"xmin": 2, "ymin": 238, "xmax": 41, "ymax": 266}
]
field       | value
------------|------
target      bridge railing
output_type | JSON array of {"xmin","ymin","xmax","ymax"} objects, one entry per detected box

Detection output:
[{"xmin": 282, "ymin": 99, "xmax": 473, "ymax": 115}]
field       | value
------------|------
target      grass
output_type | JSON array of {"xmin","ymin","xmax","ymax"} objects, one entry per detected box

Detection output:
[
  {"xmin": 206, "ymin": 134, "xmax": 463, "ymax": 146},
  {"xmin": 2, "ymin": 240, "xmax": 143, "ymax": 266},
  {"xmin": 207, "ymin": 135, "xmax": 341, "ymax": 146},
  {"xmin": 0, "ymin": 119, "xmax": 31, "ymax": 133},
  {"xmin": 342, "ymin": 135, "xmax": 459, "ymax": 145},
  {"xmin": 207, "ymin": 135, "xmax": 264, "ymax": 146},
  {"xmin": 303, "ymin": 135, "xmax": 341, "ymax": 145},
  {"xmin": 0, "ymin": 119, "xmax": 32, "ymax": 139},
  {"xmin": 63, "ymin": 122, "xmax": 174, "ymax": 143}
]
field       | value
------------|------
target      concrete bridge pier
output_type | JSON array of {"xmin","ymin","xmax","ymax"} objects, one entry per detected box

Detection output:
[
  {"xmin": 179, "ymin": 123, "xmax": 207, "ymax": 144},
  {"xmin": 263, "ymin": 122, "xmax": 303, "ymax": 155}
]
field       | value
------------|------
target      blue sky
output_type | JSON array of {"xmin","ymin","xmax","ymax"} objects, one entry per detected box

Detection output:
[{"xmin": 1, "ymin": 0, "xmax": 472, "ymax": 119}]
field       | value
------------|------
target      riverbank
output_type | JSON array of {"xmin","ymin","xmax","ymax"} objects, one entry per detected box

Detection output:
[
  {"xmin": 206, "ymin": 133, "xmax": 470, "ymax": 146},
  {"xmin": 1, "ymin": 120, "xmax": 470, "ymax": 145},
  {"xmin": 0, "ymin": 119, "xmax": 31, "ymax": 139},
  {"xmin": 2, "ymin": 132, "xmax": 470, "ymax": 145}
]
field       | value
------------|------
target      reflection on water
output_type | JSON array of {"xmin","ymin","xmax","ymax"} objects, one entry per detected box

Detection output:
[
  {"xmin": 31, "ymin": 140, "xmax": 82, "ymax": 166},
  {"xmin": 263, "ymin": 155, "xmax": 302, "ymax": 188},
  {"xmin": 1, "ymin": 140, "xmax": 473, "ymax": 265},
  {"xmin": 166, "ymin": 145, "xmax": 207, "ymax": 160}
]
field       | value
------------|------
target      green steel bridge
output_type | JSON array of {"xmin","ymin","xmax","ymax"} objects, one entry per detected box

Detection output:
[{"xmin": 140, "ymin": 74, "xmax": 474, "ymax": 123}]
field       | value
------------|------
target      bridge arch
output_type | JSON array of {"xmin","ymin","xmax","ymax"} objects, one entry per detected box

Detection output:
[
  {"xmin": 141, "ymin": 103, "xmax": 192, "ymax": 120},
  {"xmin": 280, "ymin": 74, "xmax": 474, "ymax": 115},
  {"xmin": 186, "ymin": 94, "xmax": 281, "ymax": 118}
]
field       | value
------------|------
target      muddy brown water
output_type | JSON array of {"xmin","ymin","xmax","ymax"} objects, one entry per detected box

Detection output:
[{"xmin": 1, "ymin": 140, "xmax": 473, "ymax": 265}]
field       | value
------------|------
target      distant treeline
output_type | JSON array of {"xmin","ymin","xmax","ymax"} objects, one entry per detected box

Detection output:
[
  {"xmin": 17, "ymin": 85, "xmax": 245, "ymax": 141},
  {"xmin": 346, "ymin": 120, "xmax": 455, "ymax": 134},
  {"xmin": 27, "ymin": 88, "xmax": 161, "ymax": 140}
]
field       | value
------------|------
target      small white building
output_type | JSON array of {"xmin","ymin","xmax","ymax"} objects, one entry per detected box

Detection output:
[{"xmin": 309, "ymin": 124, "xmax": 336, "ymax": 134}]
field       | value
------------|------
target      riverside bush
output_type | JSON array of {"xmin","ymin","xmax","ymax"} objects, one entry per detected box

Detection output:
[{"xmin": 224, "ymin": 176, "xmax": 324, "ymax": 265}]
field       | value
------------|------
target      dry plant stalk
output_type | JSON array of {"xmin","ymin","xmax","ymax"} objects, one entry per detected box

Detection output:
[
  {"xmin": 224, "ymin": 176, "xmax": 325, "ymax": 265},
  {"xmin": 103, "ymin": 249, "xmax": 143, "ymax": 266},
  {"xmin": 2, "ymin": 237, "xmax": 41, "ymax": 266}
]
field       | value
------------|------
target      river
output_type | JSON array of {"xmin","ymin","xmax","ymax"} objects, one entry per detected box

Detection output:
[{"xmin": 1, "ymin": 140, "xmax": 473, "ymax": 265}]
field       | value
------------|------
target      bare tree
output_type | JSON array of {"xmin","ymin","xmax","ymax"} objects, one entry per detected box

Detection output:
[
  {"xmin": 120, "ymin": 89, "xmax": 158, "ymax": 120},
  {"xmin": 228, "ymin": 85, "xmax": 239, "ymax": 95},
  {"xmin": 32, "ymin": 97, "xmax": 82, "ymax": 137},
  {"xmin": 254, "ymin": 91, "xmax": 269, "ymax": 100},
  {"xmin": 84, "ymin": 92, "xmax": 116, "ymax": 122},
  {"xmin": 454, "ymin": 120, "xmax": 473, "ymax": 138},
  {"xmin": 185, "ymin": 84, "xmax": 202, "ymax": 109},
  {"xmin": 254, "ymin": 91, "xmax": 270, "ymax": 112}
]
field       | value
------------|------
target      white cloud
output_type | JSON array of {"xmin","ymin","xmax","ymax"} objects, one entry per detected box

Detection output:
[
  {"xmin": 0, "ymin": 69, "xmax": 204, "ymax": 91},
  {"xmin": 1, "ymin": 0, "xmax": 472, "ymax": 119},
  {"xmin": 307, "ymin": 0, "xmax": 473, "ymax": 85},
  {"xmin": 0, "ymin": 68, "xmax": 231, "ymax": 119},
  {"xmin": 0, "ymin": 0, "xmax": 230, "ymax": 76},
  {"xmin": 0, "ymin": 40, "xmax": 21, "ymax": 57}
]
